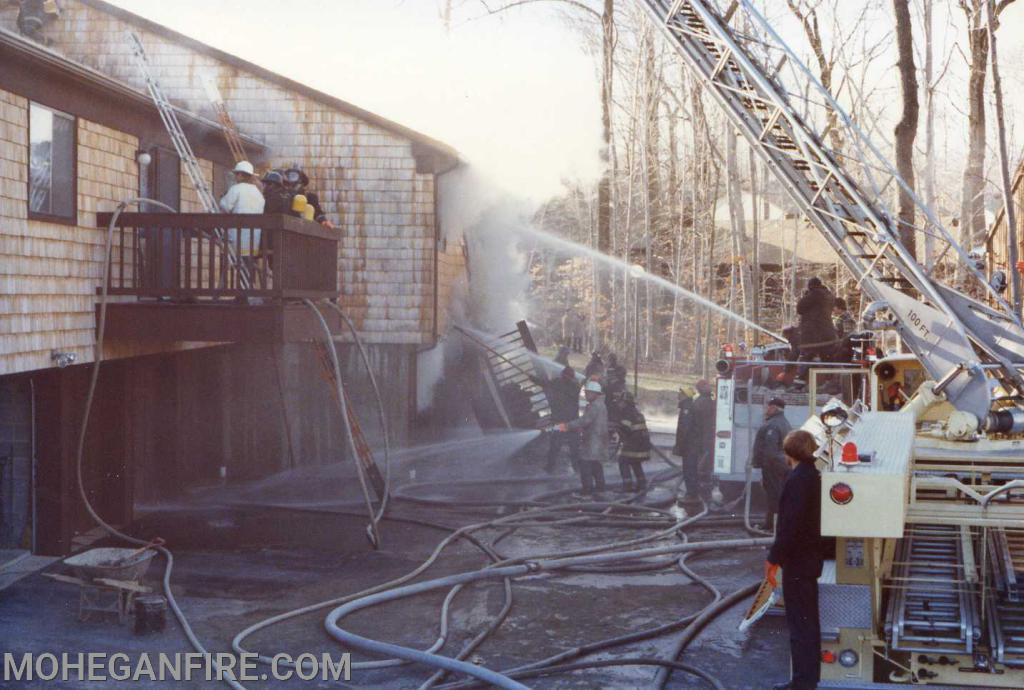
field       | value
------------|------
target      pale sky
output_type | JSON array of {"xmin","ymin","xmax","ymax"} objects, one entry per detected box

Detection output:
[
  {"xmin": 105, "ymin": 0, "xmax": 1024, "ymax": 204},
  {"xmin": 105, "ymin": 0, "xmax": 604, "ymax": 200}
]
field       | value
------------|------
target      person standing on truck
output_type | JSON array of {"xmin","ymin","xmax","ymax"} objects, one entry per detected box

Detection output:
[
  {"xmin": 557, "ymin": 380, "xmax": 608, "ymax": 499},
  {"xmin": 615, "ymin": 394, "xmax": 651, "ymax": 492},
  {"xmin": 690, "ymin": 379, "xmax": 716, "ymax": 501},
  {"xmin": 832, "ymin": 298, "xmax": 856, "ymax": 339},
  {"xmin": 765, "ymin": 430, "xmax": 823, "ymax": 690},
  {"xmin": 751, "ymin": 397, "xmax": 792, "ymax": 531},
  {"xmin": 543, "ymin": 366, "xmax": 582, "ymax": 474},
  {"xmin": 796, "ymin": 277, "xmax": 838, "ymax": 362}
]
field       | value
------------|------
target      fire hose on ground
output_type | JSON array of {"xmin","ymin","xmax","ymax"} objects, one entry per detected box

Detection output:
[{"xmin": 88, "ymin": 199, "xmax": 776, "ymax": 689}]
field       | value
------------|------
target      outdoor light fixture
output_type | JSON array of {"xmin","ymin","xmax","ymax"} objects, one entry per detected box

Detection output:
[
  {"xmin": 820, "ymin": 405, "xmax": 848, "ymax": 430},
  {"xmin": 819, "ymin": 403, "xmax": 848, "ymax": 467},
  {"xmin": 136, "ymin": 150, "xmax": 152, "ymax": 167}
]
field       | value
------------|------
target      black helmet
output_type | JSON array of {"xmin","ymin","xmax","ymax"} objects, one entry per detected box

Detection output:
[
  {"xmin": 262, "ymin": 170, "xmax": 284, "ymax": 186},
  {"xmin": 283, "ymin": 167, "xmax": 309, "ymax": 187}
]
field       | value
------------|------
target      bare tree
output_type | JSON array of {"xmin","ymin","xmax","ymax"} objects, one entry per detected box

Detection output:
[
  {"xmin": 985, "ymin": 0, "xmax": 1022, "ymax": 312},
  {"xmin": 893, "ymin": 0, "xmax": 919, "ymax": 258},
  {"xmin": 957, "ymin": 0, "xmax": 1018, "ymax": 261}
]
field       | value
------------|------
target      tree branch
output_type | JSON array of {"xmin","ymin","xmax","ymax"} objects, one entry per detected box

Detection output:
[{"xmin": 476, "ymin": 0, "xmax": 602, "ymax": 21}]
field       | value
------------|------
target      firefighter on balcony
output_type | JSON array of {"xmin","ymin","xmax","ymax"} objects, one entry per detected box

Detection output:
[
  {"xmin": 751, "ymin": 396, "xmax": 792, "ymax": 531},
  {"xmin": 283, "ymin": 166, "xmax": 333, "ymax": 228},
  {"xmin": 556, "ymin": 380, "xmax": 608, "ymax": 500},
  {"xmin": 261, "ymin": 170, "xmax": 292, "ymax": 214},
  {"xmin": 766, "ymin": 429, "xmax": 823, "ymax": 690},
  {"xmin": 220, "ymin": 160, "xmax": 265, "ymax": 214},
  {"xmin": 615, "ymin": 393, "xmax": 651, "ymax": 493},
  {"xmin": 219, "ymin": 161, "xmax": 265, "ymax": 285}
]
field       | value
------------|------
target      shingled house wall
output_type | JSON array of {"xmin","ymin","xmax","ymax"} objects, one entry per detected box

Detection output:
[
  {"xmin": 0, "ymin": 0, "xmax": 465, "ymax": 347},
  {"xmin": 0, "ymin": 85, "xmax": 221, "ymax": 374}
]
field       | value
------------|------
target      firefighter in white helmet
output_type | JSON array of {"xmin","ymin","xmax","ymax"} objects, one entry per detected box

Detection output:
[
  {"xmin": 218, "ymin": 161, "xmax": 266, "ymax": 287},
  {"xmin": 557, "ymin": 379, "xmax": 609, "ymax": 499},
  {"xmin": 219, "ymin": 161, "xmax": 265, "ymax": 214}
]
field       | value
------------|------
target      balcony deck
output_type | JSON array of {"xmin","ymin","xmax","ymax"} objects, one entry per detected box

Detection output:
[{"xmin": 95, "ymin": 212, "xmax": 343, "ymax": 343}]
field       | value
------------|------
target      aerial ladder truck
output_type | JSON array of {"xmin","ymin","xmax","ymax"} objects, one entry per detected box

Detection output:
[{"xmin": 637, "ymin": 0, "xmax": 1024, "ymax": 685}]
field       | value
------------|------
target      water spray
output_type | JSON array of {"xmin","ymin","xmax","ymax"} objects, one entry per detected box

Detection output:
[{"xmin": 514, "ymin": 224, "xmax": 786, "ymax": 343}]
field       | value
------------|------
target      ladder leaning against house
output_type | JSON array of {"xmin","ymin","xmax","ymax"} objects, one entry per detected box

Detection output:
[{"xmin": 126, "ymin": 32, "xmax": 252, "ymax": 290}]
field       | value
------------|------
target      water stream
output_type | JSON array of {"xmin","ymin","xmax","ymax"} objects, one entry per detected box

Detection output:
[{"xmin": 514, "ymin": 224, "xmax": 785, "ymax": 342}]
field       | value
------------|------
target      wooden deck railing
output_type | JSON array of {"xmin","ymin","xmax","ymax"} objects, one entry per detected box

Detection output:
[{"xmin": 95, "ymin": 212, "xmax": 338, "ymax": 300}]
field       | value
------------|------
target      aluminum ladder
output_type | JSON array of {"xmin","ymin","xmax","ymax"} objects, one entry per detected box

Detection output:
[{"xmin": 127, "ymin": 32, "xmax": 252, "ymax": 289}]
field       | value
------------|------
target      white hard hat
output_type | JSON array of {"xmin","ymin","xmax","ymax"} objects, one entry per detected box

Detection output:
[
  {"xmin": 584, "ymin": 380, "xmax": 603, "ymax": 394},
  {"xmin": 232, "ymin": 160, "xmax": 255, "ymax": 175}
]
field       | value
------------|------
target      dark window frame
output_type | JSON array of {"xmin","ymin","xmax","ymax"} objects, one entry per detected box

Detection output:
[{"xmin": 26, "ymin": 101, "xmax": 78, "ymax": 226}]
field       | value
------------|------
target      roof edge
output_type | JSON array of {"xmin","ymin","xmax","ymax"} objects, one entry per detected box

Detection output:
[
  {"xmin": 78, "ymin": 0, "xmax": 459, "ymax": 167},
  {"xmin": 0, "ymin": 25, "xmax": 265, "ymax": 150}
]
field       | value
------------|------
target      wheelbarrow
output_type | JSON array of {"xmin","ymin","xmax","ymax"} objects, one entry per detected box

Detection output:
[{"xmin": 45, "ymin": 546, "xmax": 158, "ymax": 623}]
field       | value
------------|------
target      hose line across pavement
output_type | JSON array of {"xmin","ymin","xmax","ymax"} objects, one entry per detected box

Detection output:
[{"xmin": 84, "ymin": 201, "xmax": 771, "ymax": 689}]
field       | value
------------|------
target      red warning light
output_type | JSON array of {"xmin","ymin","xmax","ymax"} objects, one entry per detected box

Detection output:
[
  {"xmin": 841, "ymin": 442, "xmax": 859, "ymax": 465},
  {"xmin": 830, "ymin": 483, "xmax": 854, "ymax": 505}
]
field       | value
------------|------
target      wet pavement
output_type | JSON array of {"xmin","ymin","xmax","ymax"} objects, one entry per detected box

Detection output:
[{"xmin": 0, "ymin": 433, "xmax": 791, "ymax": 689}]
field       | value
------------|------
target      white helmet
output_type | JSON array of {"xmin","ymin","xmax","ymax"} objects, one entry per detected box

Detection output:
[
  {"xmin": 232, "ymin": 160, "xmax": 255, "ymax": 175},
  {"xmin": 584, "ymin": 380, "xmax": 603, "ymax": 394}
]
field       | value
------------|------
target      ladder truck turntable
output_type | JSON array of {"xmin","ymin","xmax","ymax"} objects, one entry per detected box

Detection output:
[{"xmin": 636, "ymin": 0, "xmax": 1024, "ymax": 686}]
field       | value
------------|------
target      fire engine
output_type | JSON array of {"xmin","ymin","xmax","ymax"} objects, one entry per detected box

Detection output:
[{"xmin": 639, "ymin": 1, "xmax": 1024, "ymax": 686}]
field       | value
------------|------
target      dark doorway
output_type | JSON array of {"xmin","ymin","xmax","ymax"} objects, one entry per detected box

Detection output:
[
  {"xmin": 0, "ymin": 378, "xmax": 33, "ymax": 553},
  {"xmin": 141, "ymin": 146, "xmax": 181, "ymax": 293}
]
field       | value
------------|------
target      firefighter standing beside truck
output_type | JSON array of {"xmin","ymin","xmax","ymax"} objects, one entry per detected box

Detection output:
[
  {"xmin": 691, "ymin": 379, "xmax": 716, "ymax": 501},
  {"xmin": 673, "ymin": 387, "xmax": 697, "ymax": 492},
  {"xmin": 766, "ymin": 430, "xmax": 823, "ymax": 690},
  {"xmin": 751, "ymin": 397, "xmax": 792, "ymax": 531}
]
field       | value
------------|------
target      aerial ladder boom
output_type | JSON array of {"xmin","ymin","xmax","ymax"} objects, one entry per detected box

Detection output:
[{"xmin": 638, "ymin": 0, "xmax": 1024, "ymax": 423}]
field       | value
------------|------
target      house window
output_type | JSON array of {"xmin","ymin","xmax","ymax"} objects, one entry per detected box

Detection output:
[{"xmin": 28, "ymin": 103, "xmax": 76, "ymax": 221}]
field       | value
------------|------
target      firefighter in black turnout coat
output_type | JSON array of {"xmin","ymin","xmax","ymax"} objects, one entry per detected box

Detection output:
[
  {"xmin": 543, "ymin": 366, "xmax": 582, "ymax": 474},
  {"xmin": 766, "ymin": 430, "xmax": 823, "ymax": 690},
  {"xmin": 615, "ymin": 394, "xmax": 651, "ymax": 492},
  {"xmin": 796, "ymin": 277, "xmax": 837, "ymax": 361},
  {"xmin": 752, "ymin": 397, "xmax": 792, "ymax": 531}
]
